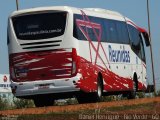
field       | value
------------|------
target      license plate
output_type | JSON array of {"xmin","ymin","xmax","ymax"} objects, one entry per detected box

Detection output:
[{"xmin": 38, "ymin": 84, "xmax": 50, "ymax": 89}]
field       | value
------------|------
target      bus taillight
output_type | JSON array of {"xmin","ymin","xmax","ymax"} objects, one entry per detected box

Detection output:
[
  {"xmin": 10, "ymin": 67, "xmax": 28, "ymax": 80},
  {"xmin": 72, "ymin": 48, "xmax": 77, "ymax": 76}
]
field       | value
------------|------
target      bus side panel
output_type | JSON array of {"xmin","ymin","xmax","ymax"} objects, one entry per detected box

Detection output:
[
  {"xmin": 75, "ymin": 39, "xmax": 147, "ymax": 93},
  {"xmin": 75, "ymin": 40, "xmax": 134, "ymax": 93},
  {"xmin": 75, "ymin": 55, "xmax": 134, "ymax": 93}
]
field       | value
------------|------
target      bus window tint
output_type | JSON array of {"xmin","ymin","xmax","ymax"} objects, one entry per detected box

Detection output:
[
  {"xmin": 73, "ymin": 14, "xmax": 87, "ymax": 40},
  {"xmin": 12, "ymin": 12, "xmax": 67, "ymax": 40},
  {"xmin": 74, "ymin": 14, "xmax": 107, "ymax": 42},
  {"xmin": 128, "ymin": 25, "xmax": 142, "ymax": 58},
  {"xmin": 140, "ymin": 38, "xmax": 146, "ymax": 63},
  {"xmin": 128, "ymin": 25, "xmax": 141, "ymax": 48},
  {"xmin": 87, "ymin": 27, "xmax": 96, "ymax": 41},
  {"xmin": 116, "ymin": 21, "xmax": 129, "ymax": 44},
  {"xmin": 74, "ymin": 14, "xmax": 129, "ymax": 44},
  {"xmin": 107, "ymin": 20, "xmax": 118, "ymax": 43},
  {"xmin": 89, "ymin": 17, "xmax": 106, "ymax": 42},
  {"xmin": 104, "ymin": 20, "xmax": 129, "ymax": 44},
  {"xmin": 73, "ymin": 25, "xmax": 87, "ymax": 40}
]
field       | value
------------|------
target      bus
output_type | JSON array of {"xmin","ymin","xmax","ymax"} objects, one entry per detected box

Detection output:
[{"xmin": 8, "ymin": 6, "xmax": 150, "ymax": 107}]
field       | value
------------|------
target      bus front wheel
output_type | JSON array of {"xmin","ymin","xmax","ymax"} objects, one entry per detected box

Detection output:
[{"xmin": 127, "ymin": 80, "xmax": 137, "ymax": 99}]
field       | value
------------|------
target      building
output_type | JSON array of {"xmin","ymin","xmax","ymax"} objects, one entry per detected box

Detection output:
[{"xmin": 0, "ymin": 74, "xmax": 13, "ymax": 103}]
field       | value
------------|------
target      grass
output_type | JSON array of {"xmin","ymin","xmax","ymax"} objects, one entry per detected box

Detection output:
[
  {"xmin": 9, "ymin": 102, "xmax": 158, "ymax": 120},
  {"xmin": 106, "ymin": 102, "xmax": 154, "ymax": 112}
]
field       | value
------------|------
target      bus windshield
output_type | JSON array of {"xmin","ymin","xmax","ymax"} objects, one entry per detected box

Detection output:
[{"xmin": 12, "ymin": 12, "xmax": 67, "ymax": 40}]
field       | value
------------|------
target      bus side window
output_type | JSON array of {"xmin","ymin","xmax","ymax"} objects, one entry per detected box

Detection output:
[
  {"xmin": 107, "ymin": 20, "xmax": 118, "ymax": 43},
  {"xmin": 116, "ymin": 21, "xmax": 130, "ymax": 44},
  {"xmin": 104, "ymin": 20, "xmax": 130, "ymax": 44},
  {"xmin": 73, "ymin": 14, "xmax": 87, "ymax": 41},
  {"xmin": 128, "ymin": 25, "xmax": 141, "ymax": 58},
  {"xmin": 89, "ymin": 17, "xmax": 106, "ymax": 42},
  {"xmin": 140, "ymin": 34, "xmax": 146, "ymax": 63},
  {"xmin": 74, "ymin": 14, "xmax": 107, "ymax": 42}
]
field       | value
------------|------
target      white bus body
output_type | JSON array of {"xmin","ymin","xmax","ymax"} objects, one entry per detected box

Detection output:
[{"xmin": 8, "ymin": 6, "xmax": 150, "ymax": 106}]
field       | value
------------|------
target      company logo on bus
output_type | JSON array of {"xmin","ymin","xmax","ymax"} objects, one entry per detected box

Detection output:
[
  {"xmin": 3, "ymin": 75, "xmax": 8, "ymax": 82},
  {"xmin": 108, "ymin": 45, "xmax": 130, "ymax": 63}
]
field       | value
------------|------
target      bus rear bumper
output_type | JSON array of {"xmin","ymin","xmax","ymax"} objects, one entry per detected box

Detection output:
[{"xmin": 11, "ymin": 74, "xmax": 81, "ymax": 98}]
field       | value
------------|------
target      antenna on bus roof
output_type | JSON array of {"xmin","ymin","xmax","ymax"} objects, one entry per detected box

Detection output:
[{"xmin": 16, "ymin": 0, "xmax": 19, "ymax": 11}]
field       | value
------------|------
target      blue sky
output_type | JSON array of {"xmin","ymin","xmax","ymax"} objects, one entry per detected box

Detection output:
[{"xmin": 0, "ymin": 0, "xmax": 160, "ymax": 90}]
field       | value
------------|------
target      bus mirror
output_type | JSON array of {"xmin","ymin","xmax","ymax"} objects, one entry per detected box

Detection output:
[{"xmin": 142, "ymin": 32, "xmax": 150, "ymax": 46}]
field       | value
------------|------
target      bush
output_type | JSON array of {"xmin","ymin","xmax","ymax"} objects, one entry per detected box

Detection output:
[
  {"xmin": 155, "ymin": 91, "xmax": 160, "ymax": 97},
  {"xmin": 13, "ymin": 98, "xmax": 34, "ymax": 109},
  {"xmin": 55, "ymin": 98, "xmax": 78, "ymax": 106},
  {"xmin": 102, "ymin": 95, "xmax": 117, "ymax": 102},
  {"xmin": 66, "ymin": 98, "xmax": 78, "ymax": 105},
  {"xmin": 0, "ymin": 96, "xmax": 10, "ymax": 110},
  {"xmin": 137, "ymin": 92, "xmax": 145, "ymax": 98}
]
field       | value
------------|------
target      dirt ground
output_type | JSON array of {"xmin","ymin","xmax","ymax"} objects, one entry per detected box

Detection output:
[{"xmin": 0, "ymin": 97, "xmax": 160, "ymax": 116}]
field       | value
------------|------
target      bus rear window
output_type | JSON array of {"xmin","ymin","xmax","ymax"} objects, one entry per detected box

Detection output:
[{"xmin": 12, "ymin": 12, "xmax": 67, "ymax": 40}]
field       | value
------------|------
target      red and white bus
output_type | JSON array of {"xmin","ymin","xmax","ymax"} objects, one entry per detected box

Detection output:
[{"xmin": 8, "ymin": 6, "xmax": 150, "ymax": 107}]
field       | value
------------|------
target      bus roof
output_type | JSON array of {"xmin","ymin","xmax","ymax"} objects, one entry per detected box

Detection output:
[
  {"xmin": 10, "ymin": 6, "xmax": 75, "ymax": 17},
  {"xmin": 10, "ymin": 6, "xmax": 124, "ymax": 20},
  {"xmin": 83, "ymin": 8, "xmax": 122, "ymax": 17},
  {"xmin": 9, "ymin": 6, "xmax": 149, "ymax": 41}
]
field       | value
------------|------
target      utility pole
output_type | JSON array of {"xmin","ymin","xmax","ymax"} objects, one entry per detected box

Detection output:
[
  {"xmin": 147, "ymin": 0, "xmax": 156, "ymax": 95},
  {"xmin": 16, "ymin": 0, "xmax": 19, "ymax": 11}
]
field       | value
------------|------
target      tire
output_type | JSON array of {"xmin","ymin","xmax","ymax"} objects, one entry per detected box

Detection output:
[
  {"xmin": 96, "ymin": 75, "xmax": 103, "ymax": 101},
  {"xmin": 77, "ymin": 75, "xmax": 103, "ymax": 103},
  {"xmin": 34, "ymin": 98, "xmax": 44, "ymax": 107},
  {"xmin": 34, "ymin": 96, "xmax": 54, "ymax": 107},
  {"xmin": 127, "ymin": 80, "xmax": 137, "ymax": 99},
  {"xmin": 76, "ymin": 93, "xmax": 93, "ymax": 104}
]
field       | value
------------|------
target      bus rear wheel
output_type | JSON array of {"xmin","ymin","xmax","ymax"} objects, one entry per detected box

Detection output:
[
  {"xmin": 96, "ymin": 75, "xmax": 103, "ymax": 101},
  {"xmin": 77, "ymin": 75, "xmax": 103, "ymax": 103}
]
